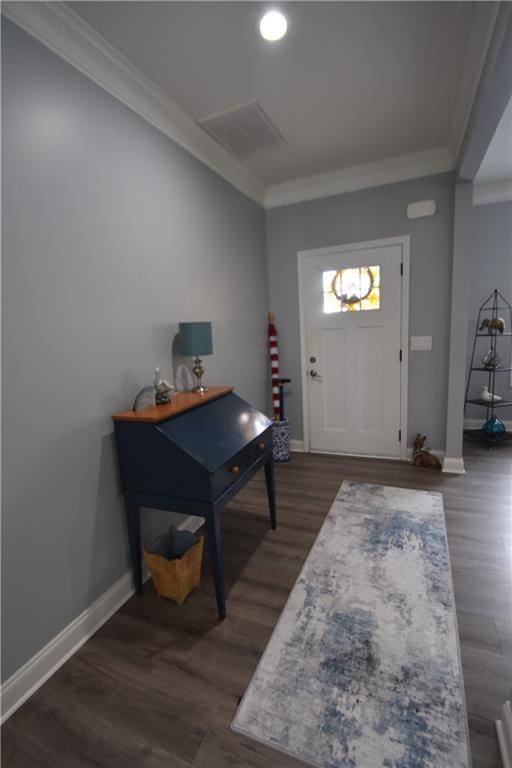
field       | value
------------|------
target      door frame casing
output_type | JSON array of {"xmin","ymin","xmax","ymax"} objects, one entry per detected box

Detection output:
[{"xmin": 297, "ymin": 235, "xmax": 410, "ymax": 461}]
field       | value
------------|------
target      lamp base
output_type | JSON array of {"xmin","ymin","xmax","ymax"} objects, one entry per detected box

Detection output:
[{"xmin": 192, "ymin": 356, "xmax": 208, "ymax": 394}]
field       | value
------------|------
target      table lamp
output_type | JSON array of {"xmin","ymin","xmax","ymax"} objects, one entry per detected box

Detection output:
[{"xmin": 179, "ymin": 321, "xmax": 213, "ymax": 394}]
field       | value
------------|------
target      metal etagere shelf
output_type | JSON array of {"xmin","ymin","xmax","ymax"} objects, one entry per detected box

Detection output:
[{"xmin": 464, "ymin": 289, "xmax": 512, "ymax": 446}]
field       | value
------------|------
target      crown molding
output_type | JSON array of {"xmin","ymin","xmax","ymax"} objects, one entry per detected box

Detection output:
[
  {"xmin": 2, "ymin": 3, "xmax": 462, "ymax": 212},
  {"xmin": 1, "ymin": 1, "xmax": 266, "ymax": 207},
  {"xmin": 264, "ymin": 147, "xmax": 454, "ymax": 209},
  {"xmin": 449, "ymin": 2, "xmax": 500, "ymax": 162},
  {"xmin": 473, "ymin": 180, "xmax": 512, "ymax": 206}
]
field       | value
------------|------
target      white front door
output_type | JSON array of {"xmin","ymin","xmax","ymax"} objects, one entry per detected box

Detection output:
[{"xmin": 301, "ymin": 238, "xmax": 407, "ymax": 458}]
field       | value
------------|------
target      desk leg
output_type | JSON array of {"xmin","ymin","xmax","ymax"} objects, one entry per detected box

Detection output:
[
  {"xmin": 264, "ymin": 458, "xmax": 277, "ymax": 530},
  {"xmin": 206, "ymin": 510, "xmax": 226, "ymax": 620},
  {"xmin": 125, "ymin": 495, "xmax": 143, "ymax": 595}
]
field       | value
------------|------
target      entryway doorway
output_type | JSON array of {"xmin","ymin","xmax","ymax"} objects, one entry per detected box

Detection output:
[{"xmin": 298, "ymin": 236, "xmax": 410, "ymax": 459}]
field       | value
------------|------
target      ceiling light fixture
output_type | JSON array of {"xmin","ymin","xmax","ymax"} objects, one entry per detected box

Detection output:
[{"xmin": 259, "ymin": 10, "xmax": 287, "ymax": 42}]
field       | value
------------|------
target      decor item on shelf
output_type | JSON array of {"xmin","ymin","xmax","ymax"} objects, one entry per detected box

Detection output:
[
  {"xmin": 153, "ymin": 367, "xmax": 174, "ymax": 404},
  {"xmin": 482, "ymin": 417, "xmax": 506, "ymax": 435},
  {"xmin": 132, "ymin": 385, "xmax": 156, "ymax": 412},
  {"xmin": 465, "ymin": 289, "xmax": 512, "ymax": 447},
  {"xmin": 479, "ymin": 317, "xmax": 505, "ymax": 334},
  {"xmin": 480, "ymin": 386, "xmax": 502, "ymax": 403},
  {"xmin": 410, "ymin": 434, "xmax": 442, "ymax": 470},
  {"xmin": 482, "ymin": 348, "xmax": 502, "ymax": 369},
  {"xmin": 179, "ymin": 321, "xmax": 213, "ymax": 394}
]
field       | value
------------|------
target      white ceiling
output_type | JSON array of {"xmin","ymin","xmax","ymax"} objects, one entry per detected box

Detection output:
[
  {"xmin": 475, "ymin": 95, "xmax": 512, "ymax": 186},
  {"xmin": 69, "ymin": 1, "xmax": 493, "ymax": 188}
]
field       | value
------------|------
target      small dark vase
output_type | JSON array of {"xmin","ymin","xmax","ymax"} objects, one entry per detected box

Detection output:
[{"xmin": 482, "ymin": 417, "xmax": 506, "ymax": 435}]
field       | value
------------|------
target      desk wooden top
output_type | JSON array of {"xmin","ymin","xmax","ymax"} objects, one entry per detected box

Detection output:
[{"xmin": 112, "ymin": 386, "xmax": 233, "ymax": 423}]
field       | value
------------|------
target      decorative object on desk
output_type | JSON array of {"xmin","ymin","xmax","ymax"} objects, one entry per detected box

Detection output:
[
  {"xmin": 232, "ymin": 482, "xmax": 470, "ymax": 768},
  {"xmin": 143, "ymin": 534, "xmax": 204, "ymax": 604},
  {"xmin": 480, "ymin": 385, "xmax": 502, "ymax": 403},
  {"xmin": 482, "ymin": 416, "xmax": 506, "ymax": 435},
  {"xmin": 153, "ymin": 367, "xmax": 174, "ymax": 404},
  {"xmin": 410, "ymin": 433, "xmax": 442, "ymax": 470},
  {"xmin": 479, "ymin": 317, "xmax": 505, "ymax": 334},
  {"xmin": 174, "ymin": 363, "xmax": 194, "ymax": 392},
  {"xmin": 268, "ymin": 312, "xmax": 280, "ymax": 419},
  {"xmin": 132, "ymin": 385, "xmax": 156, "ymax": 412},
  {"xmin": 482, "ymin": 348, "xmax": 502, "ymax": 369},
  {"xmin": 179, "ymin": 321, "xmax": 213, "ymax": 394}
]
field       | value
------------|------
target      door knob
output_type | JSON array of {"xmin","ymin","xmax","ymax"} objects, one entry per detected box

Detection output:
[{"xmin": 309, "ymin": 370, "xmax": 318, "ymax": 377}]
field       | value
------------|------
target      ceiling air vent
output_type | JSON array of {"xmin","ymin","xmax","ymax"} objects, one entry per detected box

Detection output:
[{"xmin": 198, "ymin": 100, "xmax": 285, "ymax": 159}]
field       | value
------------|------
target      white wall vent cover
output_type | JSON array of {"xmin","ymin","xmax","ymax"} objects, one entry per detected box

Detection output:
[{"xmin": 198, "ymin": 100, "xmax": 285, "ymax": 158}]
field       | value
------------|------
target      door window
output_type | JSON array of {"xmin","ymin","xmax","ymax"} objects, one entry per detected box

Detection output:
[{"xmin": 322, "ymin": 266, "xmax": 380, "ymax": 313}]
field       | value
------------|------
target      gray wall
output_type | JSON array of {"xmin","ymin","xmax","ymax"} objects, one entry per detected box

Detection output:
[
  {"xmin": 265, "ymin": 173, "xmax": 455, "ymax": 450},
  {"xmin": 1, "ymin": 19, "xmax": 268, "ymax": 681},
  {"xmin": 466, "ymin": 201, "xmax": 512, "ymax": 419}
]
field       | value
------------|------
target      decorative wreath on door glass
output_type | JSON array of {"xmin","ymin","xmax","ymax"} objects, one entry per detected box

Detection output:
[{"xmin": 331, "ymin": 267, "xmax": 375, "ymax": 306}]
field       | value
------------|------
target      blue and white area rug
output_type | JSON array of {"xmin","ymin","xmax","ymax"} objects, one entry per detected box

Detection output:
[{"xmin": 232, "ymin": 482, "xmax": 470, "ymax": 768}]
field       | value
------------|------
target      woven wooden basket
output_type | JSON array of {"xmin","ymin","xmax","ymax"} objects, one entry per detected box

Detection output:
[{"xmin": 143, "ymin": 536, "xmax": 203, "ymax": 604}]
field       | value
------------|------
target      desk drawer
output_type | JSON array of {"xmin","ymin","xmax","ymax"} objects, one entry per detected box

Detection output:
[{"xmin": 211, "ymin": 427, "xmax": 272, "ymax": 500}]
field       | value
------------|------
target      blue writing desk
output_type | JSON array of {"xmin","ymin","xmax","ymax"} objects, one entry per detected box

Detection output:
[{"xmin": 112, "ymin": 387, "xmax": 276, "ymax": 619}]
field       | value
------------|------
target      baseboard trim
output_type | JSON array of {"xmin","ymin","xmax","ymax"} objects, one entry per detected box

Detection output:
[
  {"xmin": 310, "ymin": 449, "xmax": 403, "ymax": 461},
  {"xmin": 264, "ymin": 147, "xmax": 453, "ymax": 208},
  {"xmin": 288, "ymin": 441, "xmax": 449, "ymax": 466},
  {"xmin": 496, "ymin": 700, "xmax": 512, "ymax": 768},
  {"xmin": 0, "ymin": 565, "xmax": 149, "ymax": 723},
  {"xmin": 406, "ymin": 447, "xmax": 445, "ymax": 462},
  {"xmin": 443, "ymin": 457, "xmax": 466, "ymax": 474}
]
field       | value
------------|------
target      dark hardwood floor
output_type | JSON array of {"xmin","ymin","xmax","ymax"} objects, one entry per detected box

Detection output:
[{"xmin": 2, "ymin": 441, "xmax": 510, "ymax": 767}]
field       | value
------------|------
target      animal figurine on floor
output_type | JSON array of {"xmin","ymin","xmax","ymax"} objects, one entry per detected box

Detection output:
[
  {"xmin": 479, "ymin": 317, "xmax": 505, "ymax": 334},
  {"xmin": 410, "ymin": 434, "xmax": 442, "ymax": 471}
]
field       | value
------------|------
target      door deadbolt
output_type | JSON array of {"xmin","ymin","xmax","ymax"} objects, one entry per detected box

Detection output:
[{"xmin": 309, "ymin": 356, "xmax": 316, "ymax": 363}]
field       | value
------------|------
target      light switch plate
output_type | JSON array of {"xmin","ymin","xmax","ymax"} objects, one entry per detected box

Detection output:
[{"xmin": 411, "ymin": 336, "xmax": 432, "ymax": 351}]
